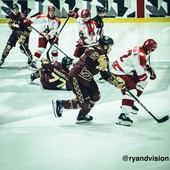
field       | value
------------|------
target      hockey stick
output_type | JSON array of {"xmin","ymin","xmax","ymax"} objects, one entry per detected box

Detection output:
[
  {"xmin": 30, "ymin": 25, "xmax": 71, "ymax": 58},
  {"xmin": 106, "ymin": 69, "xmax": 169, "ymax": 123},
  {"xmin": 46, "ymin": 7, "xmax": 79, "ymax": 61},
  {"xmin": 46, "ymin": 17, "xmax": 70, "ymax": 60},
  {"xmin": 14, "ymin": 31, "xmax": 34, "ymax": 66},
  {"xmin": 126, "ymin": 89, "xmax": 169, "ymax": 123}
]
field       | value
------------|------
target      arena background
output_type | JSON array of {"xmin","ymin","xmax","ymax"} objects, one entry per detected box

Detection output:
[{"xmin": 0, "ymin": 0, "xmax": 170, "ymax": 23}]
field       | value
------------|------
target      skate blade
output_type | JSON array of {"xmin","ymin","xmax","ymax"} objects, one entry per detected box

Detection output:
[
  {"xmin": 75, "ymin": 120, "xmax": 92, "ymax": 124},
  {"xmin": 52, "ymin": 100, "xmax": 58, "ymax": 118},
  {"xmin": 116, "ymin": 119, "xmax": 132, "ymax": 127}
]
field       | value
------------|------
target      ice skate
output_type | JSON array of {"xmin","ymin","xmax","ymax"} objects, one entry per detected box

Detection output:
[
  {"xmin": 131, "ymin": 106, "xmax": 139, "ymax": 115},
  {"xmin": 76, "ymin": 114, "xmax": 93, "ymax": 124},
  {"xmin": 29, "ymin": 73, "xmax": 36, "ymax": 83},
  {"xmin": 116, "ymin": 113, "xmax": 133, "ymax": 126},
  {"xmin": 99, "ymin": 77, "xmax": 105, "ymax": 83},
  {"xmin": 0, "ymin": 59, "xmax": 4, "ymax": 67},
  {"xmin": 29, "ymin": 61, "xmax": 37, "ymax": 70},
  {"xmin": 52, "ymin": 100, "xmax": 63, "ymax": 117}
]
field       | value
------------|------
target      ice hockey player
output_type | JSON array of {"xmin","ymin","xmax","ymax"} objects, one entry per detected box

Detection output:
[
  {"xmin": 27, "ymin": 5, "xmax": 61, "ymax": 67},
  {"xmin": 92, "ymin": 6, "xmax": 106, "ymax": 83},
  {"xmin": 29, "ymin": 56, "xmax": 73, "ymax": 90},
  {"xmin": 111, "ymin": 39, "xmax": 157, "ymax": 126},
  {"xmin": 92, "ymin": 6, "xmax": 105, "ymax": 37},
  {"xmin": 68, "ymin": 9, "xmax": 98, "ymax": 58},
  {"xmin": 0, "ymin": 3, "xmax": 36, "ymax": 69},
  {"xmin": 52, "ymin": 35, "xmax": 125, "ymax": 124}
]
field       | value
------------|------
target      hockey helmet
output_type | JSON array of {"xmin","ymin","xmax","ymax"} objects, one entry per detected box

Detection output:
[
  {"xmin": 96, "ymin": 6, "xmax": 105, "ymax": 13},
  {"xmin": 11, "ymin": 3, "xmax": 19, "ymax": 10},
  {"xmin": 80, "ymin": 9, "xmax": 91, "ymax": 22},
  {"xmin": 48, "ymin": 5, "xmax": 55, "ymax": 12},
  {"xmin": 99, "ymin": 35, "xmax": 114, "ymax": 48},
  {"xmin": 99, "ymin": 35, "xmax": 114, "ymax": 54},
  {"xmin": 61, "ymin": 56, "xmax": 73, "ymax": 69},
  {"xmin": 143, "ymin": 39, "xmax": 157, "ymax": 54}
]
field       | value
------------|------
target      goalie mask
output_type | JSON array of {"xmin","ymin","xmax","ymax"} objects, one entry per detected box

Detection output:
[
  {"xmin": 61, "ymin": 56, "xmax": 73, "ymax": 69},
  {"xmin": 143, "ymin": 39, "xmax": 157, "ymax": 54},
  {"xmin": 99, "ymin": 35, "xmax": 114, "ymax": 54}
]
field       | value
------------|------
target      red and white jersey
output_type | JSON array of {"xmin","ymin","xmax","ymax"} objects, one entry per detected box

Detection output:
[
  {"xmin": 30, "ymin": 14, "xmax": 61, "ymax": 39},
  {"xmin": 112, "ymin": 46, "xmax": 149, "ymax": 81},
  {"xmin": 77, "ymin": 18, "xmax": 98, "ymax": 45}
]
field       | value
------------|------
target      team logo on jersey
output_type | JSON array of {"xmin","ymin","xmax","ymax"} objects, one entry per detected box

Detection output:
[
  {"xmin": 89, "ymin": 51, "xmax": 99, "ymax": 61},
  {"xmin": 79, "ymin": 67, "xmax": 93, "ymax": 81}
]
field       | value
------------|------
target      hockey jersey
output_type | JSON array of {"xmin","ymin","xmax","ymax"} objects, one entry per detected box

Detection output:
[
  {"xmin": 77, "ymin": 18, "xmax": 98, "ymax": 45},
  {"xmin": 112, "ymin": 46, "xmax": 148, "ymax": 81},
  {"xmin": 92, "ymin": 15, "xmax": 104, "ymax": 37},
  {"xmin": 40, "ymin": 61, "xmax": 70, "ymax": 90},
  {"xmin": 29, "ymin": 14, "xmax": 61, "ymax": 39}
]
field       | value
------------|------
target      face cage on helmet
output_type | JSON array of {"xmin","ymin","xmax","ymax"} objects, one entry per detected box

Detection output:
[
  {"xmin": 82, "ymin": 16, "xmax": 90, "ymax": 22},
  {"xmin": 12, "ymin": 8, "xmax": 19, "ymax": 15},
  {"xmin": 98, "ymin": 12, "xmax": 105, "ymax": 18},
  {"xmin": 148, "ymin": 47, "xmax": 156, "ymax": 54},
  {"xmin": 144, "ymin": 44, "xmax": 157, "ymax": 54},
  {"xmin": 63, "ymin": 59, "xmax": 72, "ymax": 68}
]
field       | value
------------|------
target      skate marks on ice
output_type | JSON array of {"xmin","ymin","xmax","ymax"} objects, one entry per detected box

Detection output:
[{"xmin": 0, "ymin": 61, "xmax": 29, "ymax": 70}]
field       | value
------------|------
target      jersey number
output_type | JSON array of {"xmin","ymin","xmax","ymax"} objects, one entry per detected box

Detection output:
[{"xmin": 49, "ymin": 72, "xmax": 66, "ymax": 88}]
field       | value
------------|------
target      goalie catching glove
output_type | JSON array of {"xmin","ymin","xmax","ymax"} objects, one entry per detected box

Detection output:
[
  {"xmin": 107, "ymin": 74, "xmax": 125, "ymax": 89},
  {"xmin": 96, "ymin": 55, "xmax": 108, "ymax": 71}
]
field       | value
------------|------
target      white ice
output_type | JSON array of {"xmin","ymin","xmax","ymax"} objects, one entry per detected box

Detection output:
[{"xmin": 0, "ymin": 22, "xmax": 170, "ymax": 170}]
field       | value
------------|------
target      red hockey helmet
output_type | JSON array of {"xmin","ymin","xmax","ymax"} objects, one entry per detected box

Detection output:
[
  {"xmin": 48, "ymin": 5, "xmax": 55, "ymax": 12},
  {"xmin": 81, "ymin": 9, "xmax": 90, "ymax": 18},
  {"xmin": 80, "ymin": 9, "xmax": 90, "ymax": 22},
  {"xmin": 143, "ymin": 39, "xmax": 157, "ymax": 54}
]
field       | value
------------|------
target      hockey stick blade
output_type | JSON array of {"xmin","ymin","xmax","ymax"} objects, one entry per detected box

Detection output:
[
  {"xmin": 126, "ymin": 89, "xmax": 169, "ymax": 124},
  {"xmin": 157, "ymin": 115, "xmax": 169, "ymax": 123}
]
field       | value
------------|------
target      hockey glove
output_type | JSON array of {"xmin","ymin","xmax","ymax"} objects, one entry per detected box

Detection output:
[
  {"xmin": 8, "ymin": 20, "xmax": 20, "ymax": 30},
  {"xmin": 40, "ymin": 57, "xmax": 50, "ymax": 64},
  {"xmin": 96, "ymin": 55, "xmax": 108, "ymax": 71},
  {"xmin": 44, "ymin": 34, "xmax": 50, "ymax": 40},
  {"xmin": 107, "ymin": 74, "xmax": 125, "ymax": 89},
  {"xmin": 18, "ymin": 31, "xmax": 29, "ymax": 45},
  {"xmin": 146, "ymin": 64, "xmax": 156, "ymax": 80},
  {"xmin": 68, "ymin": 10, "xmax": 78, "ymax": 18},
  {"xmin": 27, "ymin": 26, "xmax": 32, "ymax": 33},
  {"xmin": 12, "ymin": 22, "xmax": 20, "ymax": 28},
  {"xmin": 18, "ymin": 34, "xmax": 26, "ymax": 45}
]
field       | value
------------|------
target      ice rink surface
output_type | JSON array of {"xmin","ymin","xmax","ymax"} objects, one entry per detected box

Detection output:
[{"xmin": 0, "ymin": 22, "xmax": 170, "ymax": 170}]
